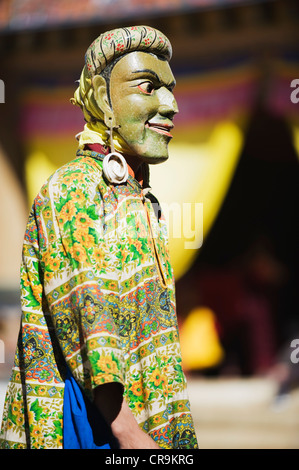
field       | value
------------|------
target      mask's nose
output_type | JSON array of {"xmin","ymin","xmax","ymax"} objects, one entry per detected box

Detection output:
[{"xmin": 157, "ymin": 87, "xmax": 179, "ymax": 119}]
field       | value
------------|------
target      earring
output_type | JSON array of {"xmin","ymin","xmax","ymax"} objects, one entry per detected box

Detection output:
[{"xmin": 102, "ymin": 118, "xmax": 128, "ymax": 184}]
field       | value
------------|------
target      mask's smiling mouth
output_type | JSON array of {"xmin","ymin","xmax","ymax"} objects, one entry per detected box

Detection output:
[{"xmin": 145, "ymin": 121, "xmax": 174, "ymax": 138}]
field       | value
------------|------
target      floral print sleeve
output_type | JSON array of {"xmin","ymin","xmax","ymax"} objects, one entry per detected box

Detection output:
[
  {"xmin": 0, "ymin": 150, "xmax": 198, "ymax": 449},
  {"xmin": 40, "ymin": 156, "xmax": 125, "ymax": 392}
]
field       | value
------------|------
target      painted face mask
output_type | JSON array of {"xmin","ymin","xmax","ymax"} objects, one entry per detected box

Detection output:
[
  {"xmin": 109, "ymin": 51, "xmax": 178, "ymax": 164},
  {"xmin": 71, "ymin": 26, "xmax": 178, "ymax": 165}
]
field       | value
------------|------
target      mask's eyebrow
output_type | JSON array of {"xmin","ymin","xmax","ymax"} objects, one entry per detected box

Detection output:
[
  {"xmin": 132, "ymin": 69, "xmax": 176, "ymax": 90},
  {"xmin": 132, "ymin": 69, "xmax": 160, "ymax": 81}
]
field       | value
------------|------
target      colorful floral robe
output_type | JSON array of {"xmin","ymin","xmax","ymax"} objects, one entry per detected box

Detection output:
[{"xmin": 0, "ymin": 149, "xmax": 198, "ymax": 449}]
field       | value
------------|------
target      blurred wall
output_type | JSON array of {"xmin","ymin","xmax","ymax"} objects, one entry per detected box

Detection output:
[{"xmin": 0, "ymin": 145, "xmax": 27, "ymax": 289}]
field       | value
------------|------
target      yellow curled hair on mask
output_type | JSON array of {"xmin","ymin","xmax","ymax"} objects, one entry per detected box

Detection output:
[{"xmin": 70, "ymin": 65, "xmax": 134, "ymax": 155}]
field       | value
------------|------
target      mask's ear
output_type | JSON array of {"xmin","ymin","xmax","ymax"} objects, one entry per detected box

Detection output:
[{"xmin": 92, "ymin": 75, "xmax": 116, "ymax": 128}]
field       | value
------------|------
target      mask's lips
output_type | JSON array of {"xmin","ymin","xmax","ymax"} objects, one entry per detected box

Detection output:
[{"xmin": 145, "ymin": 121, "xmax": 174, "ymax": 138}]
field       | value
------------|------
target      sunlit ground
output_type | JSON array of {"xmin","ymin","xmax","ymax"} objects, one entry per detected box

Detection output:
[{"xmin": 187, "ymin": 375, "xmax": 299, "ymax": 449}]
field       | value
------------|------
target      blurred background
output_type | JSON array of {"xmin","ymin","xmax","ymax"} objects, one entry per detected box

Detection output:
[{"xmin": 0, "ymin": 0, "xmax": 298, "ymax": 448}]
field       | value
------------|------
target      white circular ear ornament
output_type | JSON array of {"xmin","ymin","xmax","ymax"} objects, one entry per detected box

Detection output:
[{"xmin": 102, "ymin": 152, "xmax": 129, "ymax": 184}]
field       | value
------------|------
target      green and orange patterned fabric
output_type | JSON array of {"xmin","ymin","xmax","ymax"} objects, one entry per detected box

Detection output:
[{"xmin": 0, "ymin": 149, "xmax": 198, "ymax": 449}]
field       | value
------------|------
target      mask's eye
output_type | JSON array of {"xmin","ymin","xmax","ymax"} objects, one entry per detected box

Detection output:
[{"xmin": 137, "ymin": 82, "xmax": 154, "ymax": 95}]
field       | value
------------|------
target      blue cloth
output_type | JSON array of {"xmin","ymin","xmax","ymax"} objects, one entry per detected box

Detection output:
[{"xmin": 63, "ymin": 368, "xmax": 111, "ymax": 449}]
